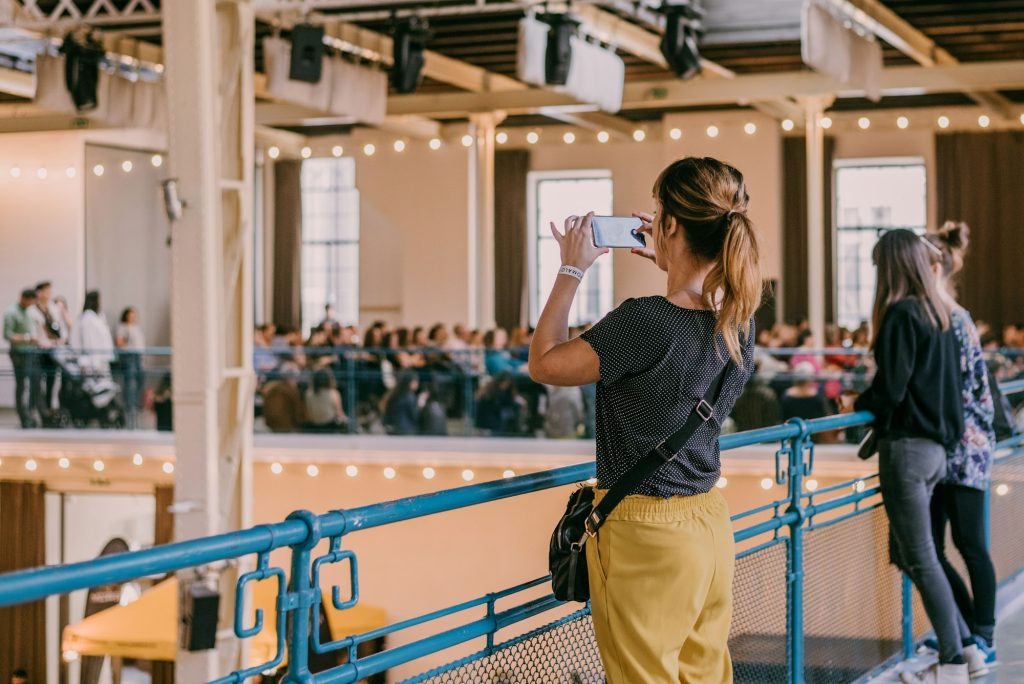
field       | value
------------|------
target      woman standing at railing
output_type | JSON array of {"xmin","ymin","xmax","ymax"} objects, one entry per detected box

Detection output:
[
  {"xmin": 924, "ymin": 222, "xmax": 999, "ymax": 669},
  {"xmin": 529, "ymin": 157, "xmax": 760, "ymax": 683},
  {"xmin": 852, "ymin": 229, "xmax": 985, "ymax": 684}
]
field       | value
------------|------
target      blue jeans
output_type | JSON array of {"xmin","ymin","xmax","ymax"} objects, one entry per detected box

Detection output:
[{"xmin": 880, "ymin": 437, "xmax": 970, "ymax": 663}]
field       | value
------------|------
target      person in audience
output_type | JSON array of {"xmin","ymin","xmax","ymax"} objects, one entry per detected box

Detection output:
[
  {"xmin": 543, "ymin": 383, "xmax": 584, "ymax": 439},
  {"xmin": 153, "ymin": 374, "xmax": 173, "ymax": 432},
  {"xmin": 418, "ymin": 378, "xmax": 449, "ymax": 436},
  {"xmin": 4, "ymin": 288, "xmax": 39, "ymax": 427},
  {"xmin": 475, "ymin": 371, "xmax": 526, "ymax": 436},
  {"xmin": 262, "ymin": 362, "xmax": 305, "ymax": 433},
  {"xmin": 320, "ymin": 303, "xmax": 338, "ymax": 329},
  {"xmin": 116, "ymin": 306, "xmax": 146, "ymax": 427},
  {"xmin": 925, "ymin": 222, "xmax": 998, "ymax": 666},
  {"xmin": 852, "ymin": 229, "xmax": 981, "ymax": 683},
  {"xmin": 53, "ymin": 295, "xmax": 74, "ymax": 335},
  {"xmin": 29, "ymin": 281, "xmax": 65, "ymax": 416},
  {"xmin": 780, "ymin": 362, "xmax": 830, "ymax": 422},
  {"xmin": 70, "ymin": 290, "xmax": 115, "ymax": 374},
  {"xmin": 731, "ymin": 359, "xmax": 782, "ymax": 431},
  {"xmin": 304, "ymin": 368, "xmax": 347, "ymax": 433},
  {"xmin": 483, "ymin": 328, "xmax": 525, "ymax": 376},
  {"xmin": 382, "ymin": 371, "xmax": 420, "ymax": 435},
  {"xmin": 9, "ymin": 669, "xmax": 28, "ymax": 684},
  {"xmin": 412, "ymin": 326, "xmax": 430, "ymax": 348},
  {"xmin": 528, "ymin": 157, "xmax": 760, "ymax": 682}
]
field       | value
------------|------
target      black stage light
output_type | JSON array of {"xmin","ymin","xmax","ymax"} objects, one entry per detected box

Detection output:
[
  {"xmin": 659, "ymin": 2, "xmax": 704, "ymax": 81},
  {"xmin": 290, "ymin": 23, "xmax": 326, "ymax": 83},
  {"xmin": 60, "ymin": 33, "xmax": 104, "ymax": 111},
  {"xmin": 391, "ymin": 17, "xmax": 431, "ymax": 94},
  {"xmin": 541, "ymin": 13, "xmax": 579, "ymax": 86}
]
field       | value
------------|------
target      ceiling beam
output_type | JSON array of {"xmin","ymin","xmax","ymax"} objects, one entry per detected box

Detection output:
[
  {"xmin": 825, "ymin": 0, "xmax": 1016, "ymax": 119},
  {"xmin": 387, "ymin": 59, "xmax": 1024, "ymax": 117}
]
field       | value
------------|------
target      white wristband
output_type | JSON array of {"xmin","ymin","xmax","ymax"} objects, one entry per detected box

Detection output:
[{"xmin": 558, "ymin": 265, "xmax": 585, "ymax": 281}]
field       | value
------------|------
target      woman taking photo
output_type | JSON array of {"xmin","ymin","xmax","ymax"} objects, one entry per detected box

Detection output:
[
  {"xmin": 853, "ymin": 229, "xmax": 985, "ymax": 684},
  {"xmin": 530, "ymin": 157, "xmax": 760, "ymax": 682},
  {"xmin": 925, "ymin": 222, "xmax": 998, "ymax": 667}
]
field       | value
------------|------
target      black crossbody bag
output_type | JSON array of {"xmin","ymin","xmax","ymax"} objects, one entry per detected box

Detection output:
[{"xmin": 549, "ymin": 359, "xmax": 735, "ymax": 602}]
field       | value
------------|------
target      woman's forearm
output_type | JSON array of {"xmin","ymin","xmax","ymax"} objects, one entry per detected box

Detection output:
[{"xmin": 530, "ymin": 275, "xmax": 580, "ymax": 365}]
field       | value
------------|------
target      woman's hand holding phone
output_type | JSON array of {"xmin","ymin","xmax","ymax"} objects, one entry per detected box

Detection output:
[
  {"xmin": 630, "ymin": 212, "xmax": 657, "ymax": 263},
  {"xmin": 551, "ymin": 212, "xmax": 608, "ymax": 273}
]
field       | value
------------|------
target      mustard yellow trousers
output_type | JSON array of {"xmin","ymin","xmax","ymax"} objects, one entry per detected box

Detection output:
[{"xmin": 586, "ymin": 488, "xmax": 735, "ymax": 684}]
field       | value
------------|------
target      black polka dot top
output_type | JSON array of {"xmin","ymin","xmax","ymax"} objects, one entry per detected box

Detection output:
[{"xmin": 580, "ymin": 296, "xmax": 755, "ymax": 497}]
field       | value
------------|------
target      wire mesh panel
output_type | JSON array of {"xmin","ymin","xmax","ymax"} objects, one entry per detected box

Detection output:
[
  {"xmin": 402, "ymin": 611, "xmax": 604, "ymax": 684},
  {"xmin": 729, "ymin": 540, "xmax": 789, "ymax": 683},
  {"xmin": 802, "ymin": 508, "xmax": 904, "ymax": 683},
  {"xmin": 990, "ymin": 452, "xmax": 1024, "ymax": 581}
]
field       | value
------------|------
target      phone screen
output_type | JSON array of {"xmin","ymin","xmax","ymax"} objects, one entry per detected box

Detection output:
[{"xmin": 591, "ymin": 216, "xmax": 645, "ymax": 249}]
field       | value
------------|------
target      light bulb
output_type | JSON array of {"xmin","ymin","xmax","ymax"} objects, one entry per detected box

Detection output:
[
  {"xmin": 669, "ymin": 127, "xmax": 682, "ymax": 140},
  {"xmin": 10, "ymin": 166, "xmax": 21, "ymax": 178},
  {"xmin": 937, "ymin": 115, "xmax": 950, "ymax": 129},
  {"xmin": 345, "ymin": 464, "xmax": 359, "ymax": 477},
  {"xmin": 93, "ymin": 460, "xmax": 105, "ymax": 472},
  {"xmin": 461, "ymin": 134, "xmax": 474, "ymax": 148},
  {"xmin": 36, "ymin": 167, "xmax": 48, "ymax": 179},
  {"xmin": 58, "ymin": 457, "xmax": 70, "ymax": 469},
  {"xmin": 363, "ymin": 143, "xmax": 376, "ymax": 157},
  {"xmin": 706, "ymin": 125, "xmax": 719, "ymax": 138},
  {"xmin": 121, "ymin": 160, "xmax": 133, "ymax": 173},
  {"xmin": 151, "ymin": 154, "xmax": 163, "ymax": 167},
  {"xmin": 92, "ymin": 164, "xmax": 104, "ymax": 177},
  {"xmin": 996, "ymin": 483, "xmax": 1009, "ymax": 496},
  {"xmin": 596, "ymin": 130, "xmax": 610, "ymax": 143},
  {"xmin": 66, "ymin": 166, "xmax": 77, "ymax": 178},
  {"xmin": 806, "ymin": 479, "xmax": 819, "ymax": 492},
  {"xmin": 422, "ymin": 467, "xmax": 436, "ymax": 480},
  {"xmin": 301, "ymin": 146, "xmax": 312, "ymax": 159},
  {"xmin": 744, "ymin": 122, "xmax": 757, "ymax": 135},
  {"xmin": 854, "ymin": 480, "xmax": 866, "ymax": 493},
  {"xmin": 632, "ymin": 129, "xmax": 646, "ymax": 142},
  {"xmin": 25, "ymin": 459, "xmax": 38, "ymax": 472},
  {"xmin": 271, "ymin": 462, "xmax": 283, "ymax": 475},
  {"xmin": 383, "ymin": 466, "xmax": 397, "ymax": 480},
  {"xmin": 781, "ymin": 119, "xmax": 794, "ymax": 131},
  {"xmin": 897, "ymin": 116, "xmax": 909, "ymax": 129},
  {"xmin": 502, "ymin": 469, "xmax": 516, "ymax": 479},
  {"xmin": 760, "ymin": 478, "xmax": 773, "ymax": 490},
  {"xmin": 429, "ymin": 138, "xmax": 442, "ymax": 150},
  {"xmin": 162, "ymin": 462, "xmax": 174, "ymax": 474},
  {"xmin": 331, "ymin": 145, "xmax": 343, "ymax": 157},
  {"xmin": 858, "ymin": 117, "xmax": 871, "ymax": 130},
  {"xmin": 267, "ymin": 146, "xmax": 280, "ymax": 159},
  {"xmin": 132, "ymin": 453, "xmax": 143, "ymax": 466},
  {"xmin": 526, "ymin": 131, "xmax": 539, "ymax": 144},
  {"xmin": 461, "ymin": 469, "xmax": 475, "ymax": 482},
  {"xmin": 1020, "ymin": 113, "xmax": 1024, "ymax": 125},
  {"xmin": 306, "ymin": 464, "xmax": 319, "ymax": 477},
  {"xmin": 820, "ymin": 116, "xmax": 832, "ymax": 129},
  {"xmin": 496, "ymin": 131, "xmax": 509, "ymax": 144},
  {"xmin": 393, "ymin": 140, "xmax": 406, "ymax": 152},
  {"xmin": 716, "ymin": 477, "xmax": 728, "ymax": 489},
  {"xmin": 562, "ymin": 131, "xmax": 575, "ymax": 144},
  {"xmin": 978, "ymin": 114, "xmax": 990, "ymax": 128}
]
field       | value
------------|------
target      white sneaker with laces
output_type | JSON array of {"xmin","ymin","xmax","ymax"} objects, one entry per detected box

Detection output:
[
  {"xmin": 962, "ymin": 644, "xmax": 990, "ymax": 679},
  {"xmin": 900, "ymin": 662, "xmax": 969, "ymax": 684}
]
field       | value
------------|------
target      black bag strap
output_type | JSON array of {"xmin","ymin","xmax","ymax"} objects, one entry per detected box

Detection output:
[{"xmin": 583, "ymin": 358, "xmax": 735, "ymax": 536}]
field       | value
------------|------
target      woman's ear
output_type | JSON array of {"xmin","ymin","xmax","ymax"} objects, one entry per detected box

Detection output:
[{"xmin": 662, "ymin": 214, "xmax": 679, "ymax": 237}]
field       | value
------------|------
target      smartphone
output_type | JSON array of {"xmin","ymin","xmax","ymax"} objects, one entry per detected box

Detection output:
[{"xmin": 591, "ymin": 216, "xmax": 645, "ymax": 249}]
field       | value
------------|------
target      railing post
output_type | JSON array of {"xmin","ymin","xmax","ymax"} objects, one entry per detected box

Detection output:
[
  {"xmin": 282, "ymin": 510, "xmax": 322, "ymax": 684},
  {"xmin": 785, "ymin": 419, "xmax": 809, "ymax": 684},
  {"xmin": 346, "ymin": 352, "xmax": 357, "ymax": 434},
  {"xmin": 902, "ymin": 574, "xmax": 914, "ymax": 659}
]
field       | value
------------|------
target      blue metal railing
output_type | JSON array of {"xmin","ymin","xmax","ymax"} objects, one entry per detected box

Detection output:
[{"xmin": 1, "ymin": 382, "xmax": 1024, "ymax": 682}]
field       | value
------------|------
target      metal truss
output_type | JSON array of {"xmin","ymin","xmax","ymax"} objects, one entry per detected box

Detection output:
[{"xmin": 6, "ymin": 0, "xmax": 161, "ymax": 28}]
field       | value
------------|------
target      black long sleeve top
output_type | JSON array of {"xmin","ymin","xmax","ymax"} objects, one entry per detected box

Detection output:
[{"xmin": 855, "ymin": 299, "xmax": 965, "ymax": 450}]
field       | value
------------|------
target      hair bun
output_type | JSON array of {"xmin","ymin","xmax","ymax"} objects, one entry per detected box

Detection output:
[{"xmin": 938, "ymin": 220, "xmax": 970, "ymax": 251}]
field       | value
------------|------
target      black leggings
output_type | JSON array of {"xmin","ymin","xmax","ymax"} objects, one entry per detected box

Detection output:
[{"xmin": 929, "ymin": 483, "xmax": 997, "ymax": 633}]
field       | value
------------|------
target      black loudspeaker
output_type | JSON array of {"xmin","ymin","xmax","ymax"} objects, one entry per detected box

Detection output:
[
  {"xmin": 181, "ymin": 583, "xmax": 220, "ymax": 651},
  {"xmin": 290, "ymin": 23, "xmax": 326, "ymax": 83},
  {"xmin": 659, "ymin": 4, "xmax": 703, "ymax": 80},
  {"xmin": 542, "ymin": 14, "xmax": 579, "ymax": 86},
  {"xmin": 60, "ymin": 34, "xmax": 104, "ymax": 111},
  {"xmin": 391, "ymin": 17, "xmax": 431, "ymax": 94}
]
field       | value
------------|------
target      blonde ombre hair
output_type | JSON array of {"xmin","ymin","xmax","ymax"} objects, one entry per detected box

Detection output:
[{"xmin": 653, "ymin": 157, "xmax": 762, "ymax": 364}]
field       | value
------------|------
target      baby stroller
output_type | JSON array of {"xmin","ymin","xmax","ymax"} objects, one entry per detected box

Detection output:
[{"xmin": 51, "ymin": 354, "xmax": 126, "ymax": 429}]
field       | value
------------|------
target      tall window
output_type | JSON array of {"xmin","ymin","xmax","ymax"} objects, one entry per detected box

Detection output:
[
  {"xmin": 834, "ymin": 159, "xmax": 926, "ymax": 329},
  {"xmin": 528, "ymin": 171, "xmax": 614, "ymax": 326},
  {"xmin": 301, "ymin": 157, "xmax": 359, "ymax": 332}
]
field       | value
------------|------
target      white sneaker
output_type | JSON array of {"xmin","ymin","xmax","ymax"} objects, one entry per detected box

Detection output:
[
  {"xmin": 963, "ymin": 645, "xmax": 990, "ymax": 679},
  {"xmin": 900, "ymin": 662, "xmax": 969, "ymax": 684}
]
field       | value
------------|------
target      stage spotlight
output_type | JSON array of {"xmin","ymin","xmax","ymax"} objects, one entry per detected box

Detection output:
[
  {"xmin": 659, "ymin": 2, "xmax": 704, "ymax": 80},
  {"xmin": 391, "ymin": 17, "xmax": 431, "ymax": 94},
  {"xmin": 289, "ymin": 24, "xmax": 325, "ymax": 84},
  {"xmin": 541, "ymin": 14, "xmax": 579, "ymax": 86}
]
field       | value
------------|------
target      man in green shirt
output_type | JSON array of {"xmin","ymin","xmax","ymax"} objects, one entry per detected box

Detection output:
[{"xmin": 3, "ymin": 289, "xmax": 39, "ymax": 427}]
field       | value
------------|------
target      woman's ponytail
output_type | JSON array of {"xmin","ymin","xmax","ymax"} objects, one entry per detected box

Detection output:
[{"xmin": 704, "ymin": 212, "xmax": 762, "ymax": 363}]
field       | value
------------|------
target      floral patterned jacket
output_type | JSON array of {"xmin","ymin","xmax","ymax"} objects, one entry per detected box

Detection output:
[{"xmin": 945, "ymin": 307, "xmax": 995, "ymax": 490}]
